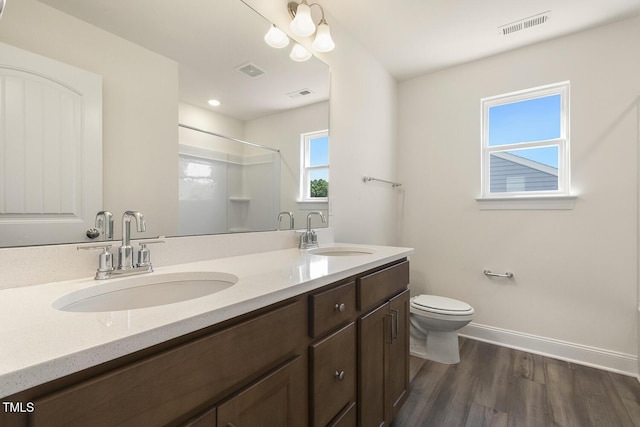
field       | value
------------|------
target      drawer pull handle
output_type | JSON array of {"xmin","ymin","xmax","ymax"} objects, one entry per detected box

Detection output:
[
  {"xmin": 335, "ymin": 303, "xmax": 346, "ymax": 313},
  {"xmin": 335, "ymin": 370, "xmax": 346, "ymax": 381}
]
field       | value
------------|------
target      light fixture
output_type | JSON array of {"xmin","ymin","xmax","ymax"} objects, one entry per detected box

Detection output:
[
  {"xmin": 287, "ymin": 1, "xmax": 335, "ymax": 53},
  {"xmin": 289, "ymin": 1, "xmax": 316, "ymax": 37},
  {"xmin": 264, "ymin": 24, "xmax": 290, "ymax": 49},
  {"xmin": 0, "ymin": 0, "xmax": 6, "ymax": 20},
  {"xmin": 311, "ymin": 19, "xmax": 335, "ymax": 52},
  {"xmin": 289, "ymin": 43, "xmax": 312, "ymax": 62},
  {"xmin": 207, "ymin": 99, "xmax": 221, "ymax": 107}
]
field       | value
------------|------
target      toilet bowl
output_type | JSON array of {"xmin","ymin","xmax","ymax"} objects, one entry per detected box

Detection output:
[{"xmin": 409, "ymin": 295, "xmax": 474, "ymax": 364}]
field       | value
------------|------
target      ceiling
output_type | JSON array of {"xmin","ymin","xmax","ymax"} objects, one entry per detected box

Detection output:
[
  {"xmin": 32, "ymin": 0, "xmax": 640, "ymax": 116},
  {"xmin": 319, "ymin": 0, "xmax": 640, "ymax": 80},
  {"xmin": 38, "ymin": 0, "xmax": 330, "ymax": 121}
]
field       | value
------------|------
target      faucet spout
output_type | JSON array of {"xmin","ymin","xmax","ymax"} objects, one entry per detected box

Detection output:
[
  {"xmin": 306, "ymin": 211, "xmax": 326, "ymax": 233},
  {"xmin": 119, "ymin": 211, "xmax": 146, "ymax": 269},
  {"xmin": 278, "ymin": 211, "xmax": 295, "ymax": 230},
  {"xmin": 300, "ymin": 211, "xmax": 326, "ymax": 249},
  {"xmin": 121, "ymin": 211, "xmax": 146, "ymax": 246}
]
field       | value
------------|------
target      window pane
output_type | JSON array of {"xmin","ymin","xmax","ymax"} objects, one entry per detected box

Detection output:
[
  {"xmin": 309, "ymin": 168, "xmax": 328, "ymax": 197},
  {"xmin": 489, "ymin": 146, "xmax": 558, "ymax": 193},
  {"xmin": 309, "ymin": 136, "xmax": 329, "ymax": 166},
  {"xmin": 488, "ymin": 94, "xmax": 561, "ymax": 146}
]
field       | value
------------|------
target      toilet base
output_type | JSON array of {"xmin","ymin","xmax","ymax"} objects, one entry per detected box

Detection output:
[{"xmin": 410, "ymin": 330, "xmax": 461, "ymax": 364}]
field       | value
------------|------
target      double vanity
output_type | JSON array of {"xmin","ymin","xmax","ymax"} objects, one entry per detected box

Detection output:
[{"xmin": 0, "ymin": 241, "xmax": 412, "ymax": 426}]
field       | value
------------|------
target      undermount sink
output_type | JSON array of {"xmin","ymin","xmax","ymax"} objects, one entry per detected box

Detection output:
[
  {"xmin": 53, "ymin": 271, "xmax": 239, "ymax": 312},
  {"xmin": 308, "ymin": 246, "xmax": 375, "ymax": 256}
]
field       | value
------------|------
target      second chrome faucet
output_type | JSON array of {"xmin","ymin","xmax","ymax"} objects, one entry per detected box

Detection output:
[{"xmin": 299, "ymin": 211, "xmax": 326, "ymax": 249}]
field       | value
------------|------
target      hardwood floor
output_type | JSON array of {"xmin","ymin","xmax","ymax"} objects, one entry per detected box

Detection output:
[{"xmin": 393, "ymin": 338, "xmax": 640, "ymax": 427}]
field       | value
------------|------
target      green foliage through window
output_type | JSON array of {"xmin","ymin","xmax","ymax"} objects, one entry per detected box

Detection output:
[{"xmin": 310, "ymin": 179, "xmax": 328, "ymax": 197}]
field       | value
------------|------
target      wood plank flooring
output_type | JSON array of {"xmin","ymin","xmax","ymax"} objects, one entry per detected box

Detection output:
[{"xmin": 393, "ymin": 338, "xmax": 640, "ymax": 427}]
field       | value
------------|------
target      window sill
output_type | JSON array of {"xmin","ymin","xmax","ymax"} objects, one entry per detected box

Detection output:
[
  {"xmin": 297, "ymin": 200, "xmax": 328, "ymax": 210},
  {"xmin": 476, "ymin": 195, "xmax": 577, "ymax": 210}
]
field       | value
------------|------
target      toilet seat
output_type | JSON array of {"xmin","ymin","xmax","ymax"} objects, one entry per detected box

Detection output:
[{"xmin": 411, "ymin": 295, "xmax": 474, "ymax": 316}]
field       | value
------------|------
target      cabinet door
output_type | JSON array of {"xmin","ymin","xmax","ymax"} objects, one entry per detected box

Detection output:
[
  {"xmin": 328, "ymin": 402, "xmax": 357, "ymax": 427},
  {"xmin": 387, "ymin": 289, "xmax": 410, "ymax": 421},
  {"xmin": 358, "ymin": 302, "xmax": 389, "ymax": 427},
  {"xmin": 217, "ymin": 356, "xmax": 305, "ymax": 427}
]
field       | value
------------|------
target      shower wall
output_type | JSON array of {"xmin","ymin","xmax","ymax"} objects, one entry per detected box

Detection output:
[{"xmin": 178, "ymin": 143, "xmax": 280, "ymax": 236}]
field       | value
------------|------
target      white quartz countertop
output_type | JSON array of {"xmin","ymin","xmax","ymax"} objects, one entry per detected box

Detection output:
[{"xmin": 0, "ymin": 243, "xmax": 413, "ymax": 398}]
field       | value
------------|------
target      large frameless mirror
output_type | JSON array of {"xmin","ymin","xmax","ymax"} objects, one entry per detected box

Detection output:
[{"xmin": 0, "ymin": 0, "xmax": 330, "ymax": 247}]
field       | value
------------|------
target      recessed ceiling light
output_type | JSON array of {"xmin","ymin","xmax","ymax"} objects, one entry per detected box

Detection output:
[{"xmin": 208, "ymin": 99, "xmax": 221, "ymax": 107}]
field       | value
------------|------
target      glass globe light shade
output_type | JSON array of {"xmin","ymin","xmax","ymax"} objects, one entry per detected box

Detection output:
[
  {"xmin": 264, "ymin": 25, "xmax": 290, "ymax": 49},
  {"xmin": 311, "ymin": 21, "xmax": 335, "ymax": 52},
  {"xmin": 290, "ymin": 43, "xmax": 312, "ymax": 62},
  {"xmin": 290, "ymin": 2, "xmax": 316, "ymax": 37}
]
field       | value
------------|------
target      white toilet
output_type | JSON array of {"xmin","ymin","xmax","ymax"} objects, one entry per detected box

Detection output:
[{"xmin": 409, "ymin": 294, "xmax": 474, "ymax": 364}]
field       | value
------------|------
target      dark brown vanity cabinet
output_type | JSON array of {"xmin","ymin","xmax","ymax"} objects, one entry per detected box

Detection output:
[
  {"xmin": 358, "ymin": 262, "xmax": 410, "ymax": 427},
  {"xmin": 25, "ymin": 300, "xmax": 307, "ymax": 427},
  {"xmin": 308, "ymin": 259, "xmax": 410, "ymax": 427},
  {"xmin": 1, "ymin": 258, "xmax": 409, "ymax": 427}
]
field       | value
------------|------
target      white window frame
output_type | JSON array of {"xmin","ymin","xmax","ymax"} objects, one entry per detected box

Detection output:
[
  {"xmin": 480, "ymin": 81, "xmax": 571, "ymax": 201},
  {"xmin": 299, "ymin": 130, "xmax": 329, "ymax": 203}
]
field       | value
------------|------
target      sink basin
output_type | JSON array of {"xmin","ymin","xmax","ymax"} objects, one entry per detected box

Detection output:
[
  {"xmin": 53, "ymin": 271, "xmax": 239, "ymax": 312},
  {"xmin": 308, "ymin": 246, "xmax": 375, "ymax": 256}
]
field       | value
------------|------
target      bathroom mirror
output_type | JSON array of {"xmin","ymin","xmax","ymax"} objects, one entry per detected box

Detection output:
[{"xmin": 0, "ymin": 0, "xmax": 330, "ymax": 247}]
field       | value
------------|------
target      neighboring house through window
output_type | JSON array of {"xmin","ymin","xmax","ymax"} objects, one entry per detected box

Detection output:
[
  {"xmin": 300, "ymin": 130, "xmax": 329, "ymax": 202},
  {"xmin": 480, "ymin": 81, "xmax": 570, "ymax": 199}
]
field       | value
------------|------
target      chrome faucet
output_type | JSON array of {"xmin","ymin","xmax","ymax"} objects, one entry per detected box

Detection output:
[
  {"xmin": 79, "ymin": 210, "xmax": 162, "ymax": 279},
  {"xmin": 118, "ymin": 211, "xmax": 146, "ymax": 270},
  {"xmin": 278, "ymin": 211, "xmax": 294, "ymax": 230},
  {"xmin": 95, "ymin": 211, "xmax": 114, "ymax": 240},
  {"xmin": 299, "ymin": 211, "xmax": 326, "ymax": 249}
]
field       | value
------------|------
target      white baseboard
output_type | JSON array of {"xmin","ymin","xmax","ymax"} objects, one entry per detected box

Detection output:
[{"xmin": 459, "ymin": 322, "xmax": 639, "ymax": 379}]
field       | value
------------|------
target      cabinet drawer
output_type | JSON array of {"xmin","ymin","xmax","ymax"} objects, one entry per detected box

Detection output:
[
  {"xmin": 29, "ymin": 300, "xmax": 305, "ymax": 427},
  {"xmin": 309, "ymin": 281, "xmax": 356, "ymax": 338},
  {"xmin": 310, "ymin": 322, "xmax": 357, "ymax": 427},
  {"xmin": 357, "ymin": 260, "xmax": 409, "ymax": 312}
]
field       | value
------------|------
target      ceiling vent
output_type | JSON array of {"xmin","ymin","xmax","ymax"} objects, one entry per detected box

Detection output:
[
  {"xmin": 498, "ymin": 11, "xmax": 550, "ymax": 36},
  {"xmin": 235, "ymin": 62, "xmax": 265, "ymax": 78},
  {"xmin": 287, "ymin": 88, "xmax": 314, "ymax": 98}
]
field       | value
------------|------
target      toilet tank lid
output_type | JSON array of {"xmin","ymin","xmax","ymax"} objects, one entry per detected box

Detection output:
[{"xmin": 413, "ymin": 295, "xmax": 473, "ymax": 312}]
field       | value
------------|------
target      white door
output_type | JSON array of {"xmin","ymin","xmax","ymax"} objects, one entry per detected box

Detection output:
[{"xmin": 0, "ymin": 42, "xmax": 102, "ymax": 246}]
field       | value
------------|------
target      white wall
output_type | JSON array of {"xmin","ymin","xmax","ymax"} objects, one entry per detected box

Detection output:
[
  {"xmin": 0, "ymin": 0, "xmax": 180, "ymax": 239},
  {"xmin": 243, "ymin": 1, "xmax": 399, "ymax": 245},
  {"xmin": 398, "ymin": 17, "xmax": 640, "ymax": 373}
]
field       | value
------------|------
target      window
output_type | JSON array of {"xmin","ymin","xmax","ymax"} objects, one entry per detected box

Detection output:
[
  {"xmin": 481, "ymin": 82, "xmax": 570, "ymax": 199},
  {"xmin": 300, "ymin": 130, "xmax": 329, "ymax": 202}
]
